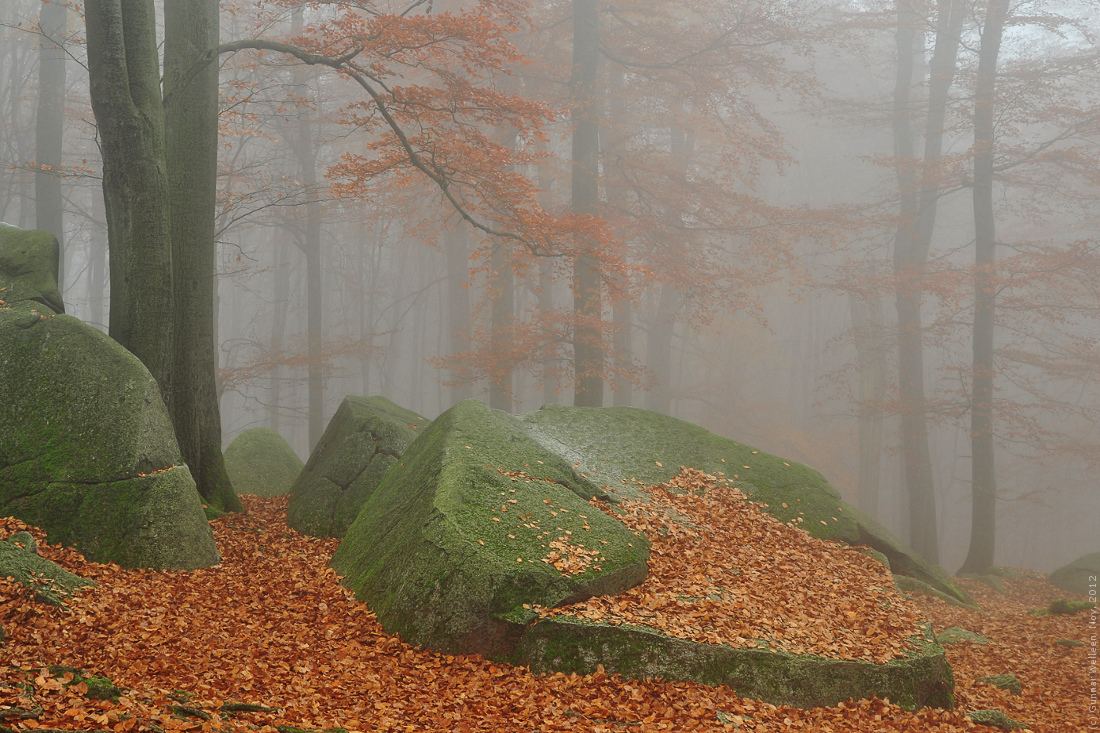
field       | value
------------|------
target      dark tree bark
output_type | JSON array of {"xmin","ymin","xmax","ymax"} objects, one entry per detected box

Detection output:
[
  {"xmin": 890, "ymin": 0, "xmax": 964, "ymax": 563},
  {"xmin": 163, "ymin": 0, "xmax": 241, "ymax": 513},
  {"xmin": 571, "ymin": 0, "xmax": 603, "ymax": 407},
  {"xmin": 85, "ymin": 0, "xmax": 174, "ymax": 389},
  {"xmin": 34, "ymin": 0, "xmax": 66, "ymax": 286},
  {"xmin": 959, "ymin": 0, "xmax": 1010, "ymax": 575}
]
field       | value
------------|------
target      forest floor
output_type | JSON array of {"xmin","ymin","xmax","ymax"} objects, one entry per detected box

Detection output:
[{"xmin": 0, "ymin": 493, "xmax": 1092, "ymax": 732}]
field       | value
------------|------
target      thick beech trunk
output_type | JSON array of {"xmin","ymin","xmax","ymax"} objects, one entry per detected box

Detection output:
[
  {"xmin": 163, "ymin": 0, "xmax": 240, "ymax": 513},
  {"xmin": 960, "ymin": 0, "xmax": 1010, "ymax": 575},
  {"xmin": 86, "ymin": 0, "xmax": 174, "ymax": 390}
]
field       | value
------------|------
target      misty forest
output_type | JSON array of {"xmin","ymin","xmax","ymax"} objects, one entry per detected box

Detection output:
[{"xmin": 0, "ymin": 0, "xmax": 1098, "ymax": 731}]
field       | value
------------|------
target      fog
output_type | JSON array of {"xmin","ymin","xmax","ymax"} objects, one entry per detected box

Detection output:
[{"xmin": 1, "ymin": 0, "xmax": 1097, "ymax": 574}]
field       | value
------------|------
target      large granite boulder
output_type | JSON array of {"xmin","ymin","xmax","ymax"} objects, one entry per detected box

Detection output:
[
  {"xmin": 518, "ymin": 404, "xmax": 973, "ymax": 607},
  {"xmin": 0, "ymin": 224, "xmax": 218, "ymax": 569},
  {"xmin": 1049, "ymin": 552, "xmax": 1100, "ymax": 596},
  {"xmin": 333, "ymin": 400, "xmax": 954, "ymax": 709},
  {"xmin": 224, "ymin": 427, "xmax": 303, "ymax": 497},
  {"xmin": 330, "ymin": 399, "xmax": 650, "ymax": 658},
  {"xmin": 287, "ymin": 396, "xmax": 431, "ymax": 537}
]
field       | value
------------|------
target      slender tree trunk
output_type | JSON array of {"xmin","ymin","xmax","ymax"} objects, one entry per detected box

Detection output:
[
  {"xmin": 604, "ymin": 67, "xmax": 632, "ymax": 407},
  {"xmin": 960, "ymin": 0, "xmax": 1009, "ymax": 575},
  {"xmin": 571, "ymin": 0, "xmax": 603, "ymax": 407},
  {"xmin": 489, "ymin": 240, "xmax": 515, "ymax": 411},
  {"xmin": 269, "ymin": 234, "xmax": 291, "ymax": 432},
  {"xmin": 86, "ymin": 0, "xmax": 174, "ymax": 389},
  {"xmin": 162, "ymin": 0, "xmax": 240, "ymax": 513},
  {"xmin": 289, "ymin": 8, "xmax": 325, "ymax": 449},
  {"xmin": 890, "ymin": 0, "xmax": 964, "ymax": 564},
  {"xmin": 646, "ymin": 284, "xmax": 682, "ymax": 415},
  {"xmin": 850, "ymin": 294, "xmax": 887, "ymax": 517},
  {"xmin": 445, "ymin": 225, "xmax": 473, "ymax": 404},
  {"xmin": 35, "ymin": 0, "xmax": 66, "ymax": 288}
]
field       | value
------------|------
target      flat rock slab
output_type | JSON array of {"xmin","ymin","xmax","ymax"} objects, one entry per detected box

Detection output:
[
  {"xmin": 513, "ymin": 617, "xmax": 954, "ymax": 710},
  {"xmin": 288, "ymin": 396, "xmax": 431, "ymax": 538},
  {"xmin": 331, "ymin": 399, "xmax": 650, "ymax": 658},
  {"xmin": 0, "ymin": 225, "xmax": 218, "ymax": 570},
  {"xmin": 224, "ymin": 428, "xmax": 303, "ymax": 497},
  {"xmin": 518, "ymin": 404, "xmax": 972, "ymax": 607}
]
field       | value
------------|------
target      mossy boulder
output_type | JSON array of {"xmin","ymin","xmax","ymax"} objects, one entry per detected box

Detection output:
[
  {"xmin": 224, "ymin": 428, "xmax": 303, "ymax": 497},
  {"xmin": 288, "ymin": 396, "xmax": 431, "ymax": 537},
  {"xmin": 978, "ymin": 673, "xmax": 1022, "ymax": 696},
  {"xmin": 966, "ymin": 709, "xmax": 1027, "ymax": 730},
  {"xmin": 334, "ymin": 400, "xmax": 952, "ymax": 709},
  {"xmin": 517, "ymin": 404, "xmax": 972, "ymax": 607},
  {"xmin": 0, "ymin": 534, "xmax": 94, "ymax": 606},
  {"xmin": 936, "ymin": 627, "xmax": 990, "ymax": 646},
  {"xmin": 1049, "ymin": 551, "xmax": 1100, "ymax": 596},
  {"xmin": 0, "ymin": 225, "xmax": 218, "ymax": 570},
  {"xmin": 331, "ymin": 399, "xmax": 650, "ymax": 658}
]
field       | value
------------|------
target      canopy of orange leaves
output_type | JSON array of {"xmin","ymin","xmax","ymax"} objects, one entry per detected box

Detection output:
[{"xmin": 0, "ymin": 492, "xmax": 1089, "ymax": 732}]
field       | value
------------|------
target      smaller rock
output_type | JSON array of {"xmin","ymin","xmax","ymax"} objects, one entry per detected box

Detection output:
[
  {"xmin": 978, "ymin": 673, "xmax": 1022, "ymax": 696},
  {"xmin": 1048, "ymin": 551, "xmax": 1100, "ymax": 596},
  {"xmin": 5, "ymin": 531, "xmax": 36, "ymax": 555},
  {"xmin": 0, "ymin": 538, "xmax": 94, "ymax": 606},
  {"xmin": 966, "ymin": 709, "xmax": 1027, "ymax": 730},
  {"xmin": 224, "ymin": 428, "xmax": 304, "ymax": 498},
  {"xmin": 1056, "ymin": 638, "xmax": 1084, "ymax": 647},
  {"xmin": 935, "ymin": 626, "xmax": 991, "ymax": 645}
]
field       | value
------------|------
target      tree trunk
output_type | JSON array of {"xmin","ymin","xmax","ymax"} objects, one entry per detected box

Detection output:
[
  {"xmin": 571, "ymin": 0, "xmax": 603, "ymax": 407},
  {"xmin": 269, "ymin": 234, "xmax": 291, "ymax": 433},
  {"xmin": 163, "ymin": 0, "xmax": 241, "ymax": 513},
  {"xmin": 34, "ymin": 0, "xmax": 66, "ymax": 288},
  {"xmin": 850, "ymin": 294, "xmax": 886, "ymax": 517},
  {"xmin": 959, "ymin": 0, "xmax": 1009, "ymax": 575},
  {"xmin": 646, "ymin": 284, "xmax": 682, "ymax": 415},
  {"xmin": 289, "ymin": 8, "xmax": 325, "ymax": 450},
  {"xmin": 489, "ymin": 238, "xmax": 514, "ymax": 412},
  {"xmin": 445, "ymin": 225, "xmax": 473, "ymax": 404},
  {"xmin": 890, "ymin": 0, "xmax": 956, "ymax": 564},
  {"xmin": 86, "ymin": 0, "xmax": 174, "ymax": 390}
]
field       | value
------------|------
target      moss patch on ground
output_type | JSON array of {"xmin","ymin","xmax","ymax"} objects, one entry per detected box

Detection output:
[{"xmin": 224, "ymin": 428, "xmax": 303, "ymax": 498}]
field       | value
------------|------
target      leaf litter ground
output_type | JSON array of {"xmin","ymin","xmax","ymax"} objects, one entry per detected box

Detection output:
[{"xmin": 0, "ymin": 484, "xmax": 1092, "ymax": 732}]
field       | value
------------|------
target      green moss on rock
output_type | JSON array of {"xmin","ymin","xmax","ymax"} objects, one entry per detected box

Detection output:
[
  {"xmin": 511, "ymin": 617, "xmax": 953, "ymax": 710},
  {"xmin": 978, "ymin": 673, "xmax": 1021, "ymax": 696},
  {"xmin": 224, "ymin": 428, "xmax": 303, "ymax": 498},
  {"xmin": 0, "ymin": 225, "xmax": 218, "ymax": 570},
  {"xmin": 966, "ymin": 709, "xmax": 1027, "ymax": 730},
  {"xmin": 330, "ymin": 400, "xmax": 649, "ymax": 657},
  {"xmin": 518, "ymin": 405, "xmax": 972, "ymax": 607},
  {"xmin": 1049, "ymin": 551, "xmax": 1100, "ymax": 596},
  {"xmin": 288, "ymin": 396, "xmax": 431, "ymax": 538}
]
